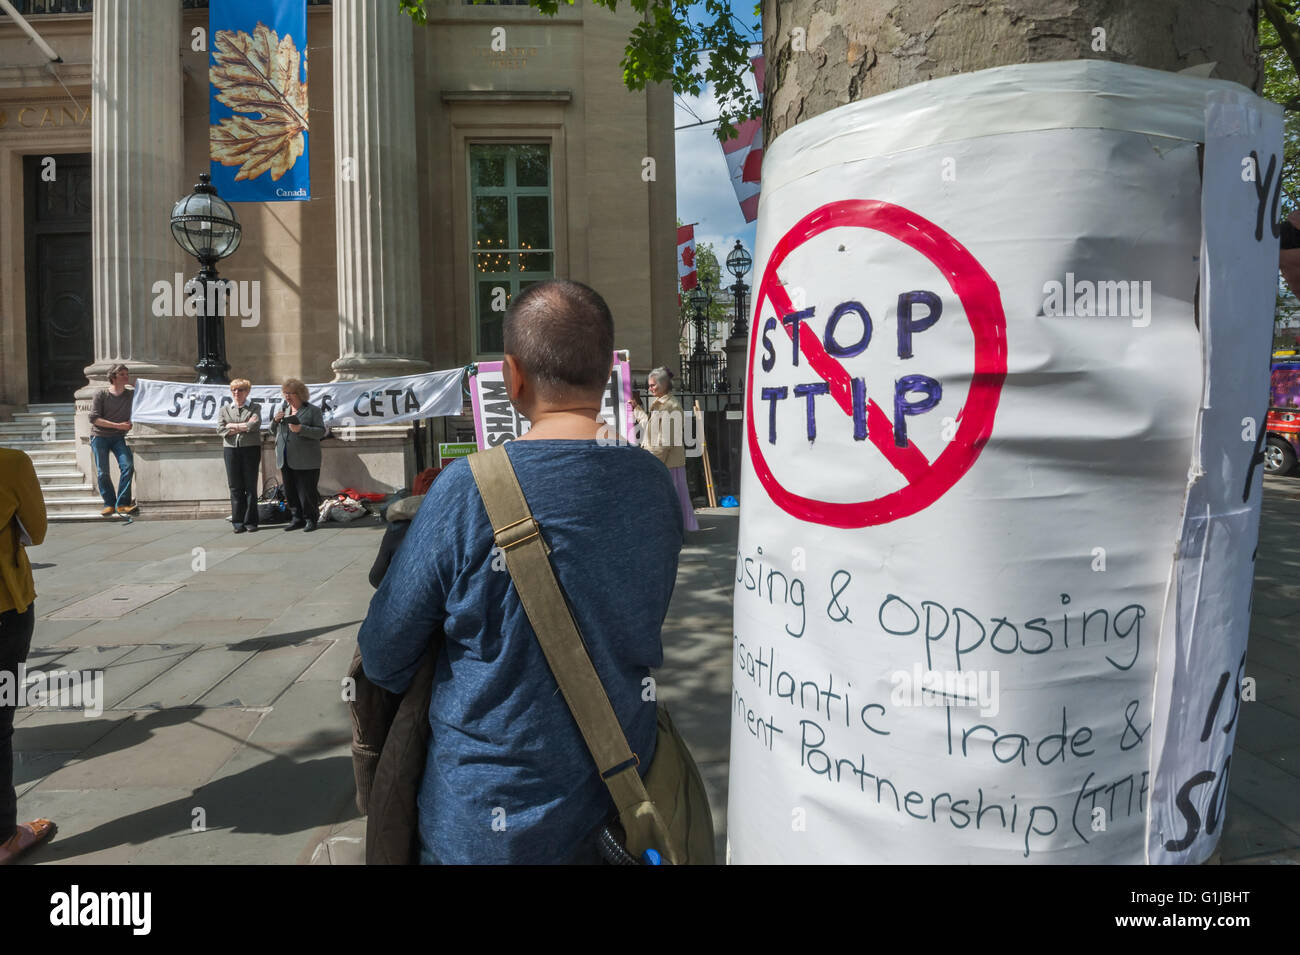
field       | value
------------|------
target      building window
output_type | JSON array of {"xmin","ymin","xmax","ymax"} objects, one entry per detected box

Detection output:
[
  {"xmin": 469, "ymin": 143, "xmax": 553, "ymax": 354},
  {"xmin": 3, "ymin": 0, "xmax": 93, "ymax": 13}
]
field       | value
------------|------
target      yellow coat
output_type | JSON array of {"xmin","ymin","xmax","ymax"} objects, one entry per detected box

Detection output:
[{"xmin": 0, "ymin": 448, "xmax": 47, "ymax": 614}]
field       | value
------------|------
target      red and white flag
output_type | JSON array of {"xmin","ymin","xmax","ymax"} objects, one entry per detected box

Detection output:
[
  {"xmin": 745, "ymin": 55, "xmax": 766, "ymax": 185},
  {"xmin": 721, "ymin": 55, "xmax": 765, "ymax": 223},
  {"xmin": 723, "ymin": 119, "xmax": 761, "ymax": 223},
  {"xmin": 677, "ymin": 224, "xmax": 698, "ymax": 291}
]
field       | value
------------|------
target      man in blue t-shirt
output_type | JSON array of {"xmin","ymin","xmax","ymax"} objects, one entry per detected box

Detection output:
[{"xmin": 357, "ymin": 279, "xmax": 683, "ymax": 864}]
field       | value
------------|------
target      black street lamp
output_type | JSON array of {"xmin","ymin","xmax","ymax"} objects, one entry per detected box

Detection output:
[
  {"xmin": 725, "ymin": 239, "xmax": 752, "ymax": 339},
  {"xmin": 688, "ymin": 280, "xmax": 713, "ymax": 391},
  {"xmin": 170, "ymin": 173, "xmax": 242, "ymax": 384}
]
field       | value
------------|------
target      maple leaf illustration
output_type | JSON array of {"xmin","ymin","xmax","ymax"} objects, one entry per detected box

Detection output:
[
  {"xmin": 209, "ymin": 22, "xmax": 308, "ymax": 182},
  {"xmin": 681, "ymin": 246, "xmax": 695, "ymax": 268}
]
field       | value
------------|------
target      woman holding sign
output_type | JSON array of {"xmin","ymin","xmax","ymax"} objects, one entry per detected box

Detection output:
[
  {"xmin": 632, "ymin": 368, "xmax": 699, "ymax": 532},
  {"xmin": 271, "ymin": 378, "xmax": 326, "ymax": 532}
]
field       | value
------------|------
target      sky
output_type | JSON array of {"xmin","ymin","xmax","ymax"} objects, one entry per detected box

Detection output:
[{"xmin": 674, "ymin": 0, "xmax": 761, "ymax": 277}]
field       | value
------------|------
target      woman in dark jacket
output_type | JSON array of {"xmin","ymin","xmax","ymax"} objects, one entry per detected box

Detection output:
[{"xmin": 270, "ymin": 378, "xmax": 327, "ymax": 532}]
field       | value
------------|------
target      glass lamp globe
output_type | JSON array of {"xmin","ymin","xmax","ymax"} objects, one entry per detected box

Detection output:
[{"xmin": 170, "ymin": 173, "xmax": 242, "ymax": 263}]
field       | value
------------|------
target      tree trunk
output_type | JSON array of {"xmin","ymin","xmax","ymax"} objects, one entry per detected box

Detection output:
[{"xmin": 762, "ymin": 0, "xmax": 1261, "ymax": 144}]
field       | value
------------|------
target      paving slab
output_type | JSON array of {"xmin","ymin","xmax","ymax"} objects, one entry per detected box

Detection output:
[
  {"xmin": 296, "ymin": 636, "xmax": 357, "ymax": 683},
  {"xmin": 658, "ymin": 670, "xmax": 732, "ymax": 766},
  {"xmin": 33, "ymin": 707, "xmax": 265, "ymax": 790},
  {"xmin": 1219, "ymin": 794, "xmax": 1300, "ymax": 862},
  {"xmin": 198, "ymin": 641, "xmax": 330, "ymax": 707},
  {"xmin": 1235, "ymin": 701, "xmax": 1300, "ymax": 757},
  {"xmin": 243, "ymin": 681, "xmax": 352, "ymax": 751},
  {"xmin": 100, "ymin": 645, "xmax": 199, "ymax": 706},
  {"xmin": 25, "ymin": 643, "xmax": 137, "ymax": 676},
  {"xmin": 49, "ymin": 582, "xmax": 184, "ymax": 619},
  {"xmin": 13, "ymin": 787, "xmax": 196, "ymax": 865},
  {"xmin": 1225, "ymin": 748, "xmax": 1300, "ymax": 834},
  {"xmin": 1268, "ymin": 744, "xmax": 1300, "ymax": 780},
  {"xmin": 1241, "ymin": 633, "xmax": 1298, "ymax": 675},
  {"xmin": 115, "ymin": 645, "xmax": 260, "ymax": 709},
  {"xmin": 67, "ymin": 616, "xmax": 198, "ymax": 646},
  {"xmin": 13, "ymin": 750, "xmax": 80, "ymax": 799},
  {"xmin": 262, "ymin": 601, "xmax": 368, "ymax": 633},
  {"xmin": 132, "ymin": 618, "xmax": 274, "ymax": 644},
  {"xmin": 26, "ymin": 617, "xmax": 99, "ymax": 647},
  {"xmin": 12, "ymin": 710, "xmax": 131, "ymax": 754},
  {"xmin": 127, "ymin": 744, "xmax": 358, "ymax": 865}
]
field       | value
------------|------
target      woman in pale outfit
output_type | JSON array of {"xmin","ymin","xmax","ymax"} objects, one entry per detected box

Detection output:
[
  {"xmin": 630, "ymin": 367, "xmax": 699, "ymax": 532},
  {"xmin": 218, "ymin": 378, "xmax": 262, "ymax": 534}
]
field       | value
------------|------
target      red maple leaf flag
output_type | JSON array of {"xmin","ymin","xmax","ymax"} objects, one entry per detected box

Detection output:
[
  {"xmin": 677, "ymin": 224, "xmax": 698, "ymax": 291},
  {"xmin": 720, "ymin": 56, "xmax": 765, "ymax": 222}
]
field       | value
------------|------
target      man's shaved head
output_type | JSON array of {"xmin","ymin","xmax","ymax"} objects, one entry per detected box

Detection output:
[{"xmin": 503, "ymin": 280, "xmax": 614, "ymax": 399}]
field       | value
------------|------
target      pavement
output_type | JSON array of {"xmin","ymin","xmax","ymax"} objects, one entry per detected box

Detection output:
[{"xmin": 9, "ymin": 480, "xmax": 1300, "ymax": 864}]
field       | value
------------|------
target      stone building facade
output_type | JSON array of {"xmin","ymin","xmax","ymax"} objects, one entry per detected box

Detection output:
[{"xmin": 0, "ymin": 0, "xmax": 677, "ymax": 514}]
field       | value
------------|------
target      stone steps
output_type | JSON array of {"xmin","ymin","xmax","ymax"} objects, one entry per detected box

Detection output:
[{"xmin": 0, "ymin": 403, "xmax": 104, "ymax": 521}]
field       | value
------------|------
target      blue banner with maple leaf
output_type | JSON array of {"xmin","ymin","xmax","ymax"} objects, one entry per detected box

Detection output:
[{"xmin": 208, "ymin": 0, "xmax": 310, "ymax": 202}]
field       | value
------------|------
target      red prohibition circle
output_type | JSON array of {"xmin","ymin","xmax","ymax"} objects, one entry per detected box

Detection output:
[{"xmin": 746, "ymin": 199, "xmax": 1008, "ymax": 528}]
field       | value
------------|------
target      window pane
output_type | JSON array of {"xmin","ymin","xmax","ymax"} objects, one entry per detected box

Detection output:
[
  {"xmin": 473, "ymin": 195, "xmax": 509, "ymax": 247},
  {"xmin": 477, "ymin": 281, "xmax": 506, "ymax": 353},
  {"xmin": 471, "ymin": 146, "xmax": 506, "ymax": 189},
  {"xmin": 516, "ymin": 252, "xmax": 552, "ymax": 274},
  {"xmin": 474, "ymin": 252, "xmax": 512, "ymax": 275},
  {"xmin": 515, "ymin": 145, "xmax": 549, "ymax": 187},
  {"xmin": 516, "ymin": 195, "xmax": 550, "ymax": 252},
  {"xmin": 469, "ymin": 143, "xmax": 553, "ymax": 355}
]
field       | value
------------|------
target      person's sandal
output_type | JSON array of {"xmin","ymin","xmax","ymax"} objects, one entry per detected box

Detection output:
[{"xmin": 0, "ymin": 819, "xmax": 56, "ymax": 864}]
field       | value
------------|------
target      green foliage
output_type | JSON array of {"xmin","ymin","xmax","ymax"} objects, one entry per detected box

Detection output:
[
  {"xmin": 399, "ymin": 0, "xmax": 760, "ymax": 141},
  {"xmin": 1260, "ymin": 3, "xmax": 1300, "ymax": 212},
  {"xmin": 678, "ymin": 240, "xmax": 730, "ymax": 346}
]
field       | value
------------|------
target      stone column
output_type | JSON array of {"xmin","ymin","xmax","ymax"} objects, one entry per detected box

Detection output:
[
  {"xmin": 75, "ymin": 0, "xmax": 192, "ymax": 488},
  {"xmin": 331, "ymin": 0, "xmax": 428, "ymax": 380},
  {"xmin": 81, "ymin": 0, "xmax": 191, "ymax": 392}
]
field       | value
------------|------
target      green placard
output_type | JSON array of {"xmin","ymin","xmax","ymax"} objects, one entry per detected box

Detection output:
[{"xmin": 438, "ymin": 442, "xmax": 478, "ymax": 466}]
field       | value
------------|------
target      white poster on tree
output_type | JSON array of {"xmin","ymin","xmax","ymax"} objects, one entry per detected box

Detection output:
[{"xmin": 726, "ymin": 60, "xmax": 1280, "ymax": 864}]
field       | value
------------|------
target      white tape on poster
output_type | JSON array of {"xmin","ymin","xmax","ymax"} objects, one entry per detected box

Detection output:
[
  {"xmin": 130, "ymin": 368, "xmax": 465, "ymax": 429},
  {"xmin": 468, "ymin": 353, "xmax": 636, "ymax": 449},
  {"xmin": 1146, "ymin": 91, "xmax": 1281, "ymax": 865},
  {"xmin": 727, "ymin": 60, "xmax": 1278, "ymax": 864}
]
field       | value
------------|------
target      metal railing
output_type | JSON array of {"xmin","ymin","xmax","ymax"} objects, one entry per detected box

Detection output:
[{"xmin": 679, "ymin": 351, "xmax": 730, "ymax": 395}]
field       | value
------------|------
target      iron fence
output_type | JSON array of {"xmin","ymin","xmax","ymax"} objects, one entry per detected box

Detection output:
[{"xmin": 634, "ymin": 387, "xmax": 743, "ymax": 501}]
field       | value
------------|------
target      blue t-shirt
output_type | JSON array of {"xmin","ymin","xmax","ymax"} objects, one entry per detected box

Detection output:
[{"xmin": 358, "ymin": 440, "xmax": 683, "ymax": 863}]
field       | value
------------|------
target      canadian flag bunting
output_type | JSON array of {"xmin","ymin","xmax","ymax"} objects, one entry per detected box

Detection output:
[
  {"xmin": 677, "ymin": 224, "xmax": 698, "ymax": 291},
  {"xmin": 721, "ymin": 55, "xmax": 765, "ymax": 223}
]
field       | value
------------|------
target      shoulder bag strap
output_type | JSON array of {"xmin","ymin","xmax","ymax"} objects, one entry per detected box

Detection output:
[{"xmin": 467, "ymin": 444, "xmax": 655, "ymax": 820}]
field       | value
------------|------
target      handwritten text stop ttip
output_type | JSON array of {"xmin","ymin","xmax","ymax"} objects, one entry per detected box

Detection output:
[{"xmin": 758, "ymin": 292, "xmax": 943, "ymax": 446}]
